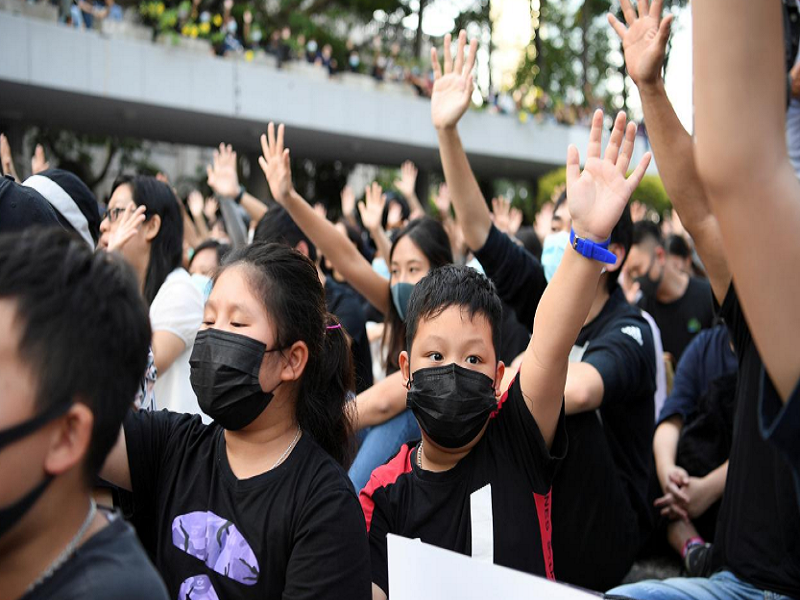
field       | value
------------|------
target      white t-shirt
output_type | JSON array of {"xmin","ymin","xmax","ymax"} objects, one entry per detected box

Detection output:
[
  {"xmin": 639, "ymin": 309, "xmax": 668, "ymax": 422},
  {"xmin": 150, "ymin": 268, "xmax": 207, "ymax": 421}
]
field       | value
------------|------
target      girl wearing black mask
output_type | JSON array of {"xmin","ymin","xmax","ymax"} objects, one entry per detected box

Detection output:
[
  {"xmin": 101, "ymin": 243, "xmax": 371, "ymax": 600},
  {"xmin": 258, "ymin": 123, "xmax": 452, "ymax": 491}
]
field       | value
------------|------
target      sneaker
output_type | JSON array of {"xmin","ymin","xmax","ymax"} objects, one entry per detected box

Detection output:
[{"xmin": 684, "ymin": 542, "xmax": 714, "ymax": 577}]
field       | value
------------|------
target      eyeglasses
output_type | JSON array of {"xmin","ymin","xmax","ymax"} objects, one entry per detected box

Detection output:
[{"xmin": 104, "ymin": 207, "xmax": 129, "ymax": 224}]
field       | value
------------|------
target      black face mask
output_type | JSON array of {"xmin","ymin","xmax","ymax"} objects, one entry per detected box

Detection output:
[
  {"xmin": 635, "ymin": 253, "xmax": 664, "ymax": 298},
  {"xmin": 190, "ymin": 329, "xmax": 284, "ymax": 431},
  {"xmin": 406, "ymin": 363, "xmax": 498, "ymax": 449},
  {"xmin": 0, "ymin": 401, "xmax": 69, "ymax": 539}
]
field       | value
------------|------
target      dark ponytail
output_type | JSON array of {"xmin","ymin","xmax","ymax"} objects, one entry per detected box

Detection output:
[{"xmin": 220, "ymin": 243, "xmax": 356, "ymax": 468}]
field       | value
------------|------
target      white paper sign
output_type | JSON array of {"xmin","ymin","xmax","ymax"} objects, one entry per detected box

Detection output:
[{"xmin": 387, "ymin": 534, "xmax": 602, "ymax": 600}]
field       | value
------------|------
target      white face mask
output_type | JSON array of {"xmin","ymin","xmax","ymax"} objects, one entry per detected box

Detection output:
[{"xmin": 541, "ymin": 230, "xmax": 570, "ymax": 282}]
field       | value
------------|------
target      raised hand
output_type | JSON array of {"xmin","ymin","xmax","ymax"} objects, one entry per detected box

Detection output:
[
  {"xmin": 203, "ymin": 196, "xmax": 219, "ymax": 222},
  {"xmin": 187, "ymin": 190, "xmax": 205, "ymax": 218},
  {"xmin": 630, "ymin": 199, "xmax": 648, "ymax": 222},
  {"xmin": 0, "ymin": 133, "xmax": 20, "ymax": 181},
  {"xmin": 431, "ymin": 30, "xmax": 478, "ymax": 130},
  {"xmin": 567, "ymin": 110, "xmax": 651, "ymax": 243},
  {"xmin": 107, "ymin": 205, "xmax": 146, "ymax": 253},
  {"xmin": 206, "ymin": 143, "xmax": 240, "ymax": 198},
  {"xmin": 609, "ymin": 0, "xmax": 673, "ymax": 87},
  {"xmin": 434, "ymin": 183, "xmax": 451, "ymax": 220},
  {"xmin": 358, "ymin": 182, "xmax": 386, "ymax": 233},
  {"xmin": 534, "ymin": 201, "xmax": 554, "ymax": 241},
  {"xmin": 259, "ymin": 123, "xmax": 294, "ymax": 205},
  {"xmin": 31, "ymin": 143, "xmax": 50, "ymax": 175},
  {"xmin": 341, "ymin": 185, "xmax": 356, "ymax": 217},
  {"xmin": 394, "ymin": 160, "xmax": 418, "ymax": 200},
  {"xmin": 491, "ymin": 196, "xmax": 512, "ymax": 234}
]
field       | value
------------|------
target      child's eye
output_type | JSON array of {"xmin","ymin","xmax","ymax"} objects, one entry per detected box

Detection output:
[
  {"xmin": 466, "ymin": 356, "xmax": 482, "ymax": 365},
  {"xmin": 231, "ymin": 322, "xmax": 246, "ymax": 328},
  {"xmin": 427, "ymin": 352, "xmax": 443, "ymax": 361},
  {"xmin": 202, "ymin": 320, "xmax": 215, "ymax": 326}
]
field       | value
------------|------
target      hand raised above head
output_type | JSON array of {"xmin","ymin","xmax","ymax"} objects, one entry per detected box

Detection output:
[
  {"xmin": 566, "ymin": 110, "xmax": 651, "ymax": 243},
  {"xmin": 206, "ymin": 143, "xmax": 240, "ymax": 198},
  {"xmin": 358, "ymin": 182, "xmax": 386, "ymax": 233},
  {"xmin": 259, "ymin": 122, "xmax": 294, "ymax": 205},
  {"xmin": 430, "ymin": 30, "xmax": 478, "ymax": 131},
  {"xmin": 608, "ymin": 0, "xmax": 673, "ymax": 88}
]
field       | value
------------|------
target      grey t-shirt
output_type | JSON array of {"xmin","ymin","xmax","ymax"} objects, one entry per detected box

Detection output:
[{"xmin": 23, "ymin": 514, "xmax": 168, "ymax": 600}]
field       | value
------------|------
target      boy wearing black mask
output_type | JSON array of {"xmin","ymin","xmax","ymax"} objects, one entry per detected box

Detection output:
[
  {"xmin": 624, "ymin": 221, "xmax": 714, "ymax": 363},
  {"xmin": 360, "ymin": 99, "xmax": 651, "ymax": 599},
  {"xmin": 0, "ymin": 228, "xmax": 168, "ymax": 600}
]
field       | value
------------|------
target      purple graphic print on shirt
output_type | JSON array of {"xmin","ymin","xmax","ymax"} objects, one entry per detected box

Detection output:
[
  {"xmin": 171, "ymin": 511, "xmax": 259, "ymax": 586},
  {"xmin": 177, "ymin": 575, "xmax": 220, "ymax": 600}
]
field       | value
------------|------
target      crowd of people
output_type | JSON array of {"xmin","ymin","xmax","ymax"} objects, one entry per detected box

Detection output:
[{"xmin": 0, "ymin": 1, "xmax": 799, "ymax": 599}]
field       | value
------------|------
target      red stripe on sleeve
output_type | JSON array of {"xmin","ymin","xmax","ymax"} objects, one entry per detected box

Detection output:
[
  {"xmin": 359, "ymin": 444, "xmax": 414, "ymax": 532},
  {"xmin": 534, "ymin": 490, "xmax": 555, "ymax": 580}
]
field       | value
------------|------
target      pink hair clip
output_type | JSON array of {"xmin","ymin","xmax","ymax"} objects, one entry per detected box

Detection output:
[{"xmin": 326, "ymin": 324, "xmax": 342, "ymax": 331}]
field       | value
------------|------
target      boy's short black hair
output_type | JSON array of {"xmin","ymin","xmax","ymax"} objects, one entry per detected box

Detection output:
[
  {"xmin": 0, "ymin": 228, "xmax": 151, "ymax": 483},
  {"xmin": 632, "ymin": 219, "xmax": 664, "ymax": 248},
  {"xmin": 607, "ymin": 204, "xmax": 634, "ymax": 293},
  {"xmin": 405, "ymin": 265, "xmax": 503, "ymax": 360},
  {"xmin": 253, "ymin": 206, "xmax": 317, "ymax": 262}
]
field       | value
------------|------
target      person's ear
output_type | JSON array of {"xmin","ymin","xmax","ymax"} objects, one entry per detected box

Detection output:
[
  {"xmin": 399, "ymin": 350, "xmax": 411, "ymax": 387},
  {"xmin": 295, "ymin": 240, "xmax": 310, "ymax": 258},
  {"xmin": 278, "ymin": 340, "xmax": 309, "ymax": 384},
  {"xmin": 655, "ymin": 245, "xmax": 667, "ymax": 265},
  {"xmin": 606, "ymin": 243, "xmax": 626, "ymax": 273},
  {"xmin": 143, "ymin": 214, "xmax": 161, "ymax": 242},
  {"xmin": 43, "ymin": 402, "xmax": 94, "ymax": 477},
  {"xmin": 493, "ymin": 361, "xmax": 506, "ymax": 398}
]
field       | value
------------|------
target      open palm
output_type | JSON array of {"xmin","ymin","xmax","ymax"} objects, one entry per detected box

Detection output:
[
  {"xmin": 358, "ymin": 182, "xmax": 386, "ymax": 232},
  {"xmin": 431, "ymin": 31, "xmax": 478, "ymax": 130},
  {"xmin": 609, "ymin": 0, "xmax": 673, "ymax": 86},
  {"xmin": 259, "ymin": 122, "xmax": 293, "ymax": 205},
  {"xmin": 206, "ymin": 143, "xmax": 240, "ymax": 198},
  {"xmin": 567, "ymin": 110, "xmax": 651, "ymax": 243}
]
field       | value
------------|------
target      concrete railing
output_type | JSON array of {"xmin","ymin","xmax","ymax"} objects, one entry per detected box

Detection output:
[{"xmin": 0, "ymin": 10, "xmax": 656, "ymax": 179}]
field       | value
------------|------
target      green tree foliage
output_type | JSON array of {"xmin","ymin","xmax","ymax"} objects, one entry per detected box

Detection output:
[{"xmin": 514, "ymin": 0, "xmax": 687, "ymax": 113}]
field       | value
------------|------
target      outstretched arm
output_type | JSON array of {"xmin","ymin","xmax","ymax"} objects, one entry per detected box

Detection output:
[
  {"xmin": 207, "ymin": 143, "xmax": 268, "ymax": 223},
  {"xmin": 393, "ymin": 161, "xmax": 425, "ymax": 218},
  {"xmin": 431, "ymin": 31, "xmax": 494, "ymax": 251},
  {"xmin": 521, "ymin": 110, "xmax": 651, "ymax": 448},
  {"xmin": 353, "ymin": 371, "xmax": 407, "ymax": 430},
  {"xmin": 358, "ymin": 182, "xmax": 393, "ymax": 263},
  {"xmin": 610, "ymin": 0, "xmax": 730, "ymax": 303},
  {"xmin": 259, "ymin": 124, "xmax": 391, "ymax": 315},
  {"xmin": 693, "ymin": 0, "xmax": 800, "ymax": 401}
]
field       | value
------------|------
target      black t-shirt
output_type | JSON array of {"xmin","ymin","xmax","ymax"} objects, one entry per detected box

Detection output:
[
  {"xmin": 550, "ymin": 287, "xmax": 656, "ymax": 588},
  {"xmin": 473, "ymin": 224, "xmax": 548, "ymax": 332},
  {"xmin": 498, "ymin": 299, "xmax": 531, "ymax": 364},
  {"xmin": 24, "ymin": 514, "xmax": 168, "ymax": 600},
  {"xmin": 326, "ymin": 278, "xmax": 374, "ymax": 394},
  {"xmin": 713, "ymin": 286, "xmax": 800, "ymax": 597},
  {"xmin": 637, "ymin": 276, "xmax": 714, "ymax": 362},
  {"xmin": 360, "ymin": 377, "xmax": 567, "ymax": 596},
  {"xmin": 124, "ymin": 410, "xmax": 372, "ymax": 600}
]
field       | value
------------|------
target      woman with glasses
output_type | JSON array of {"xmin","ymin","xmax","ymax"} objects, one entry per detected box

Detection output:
[{"xmin": 99, "ymin": 175, "xmax": 205, "ymax": 417}]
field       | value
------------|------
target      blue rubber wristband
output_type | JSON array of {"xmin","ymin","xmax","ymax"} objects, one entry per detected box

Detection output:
[{"xmin": 569, "ymin": 229, "xmax": 617, "ymax": 264}]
